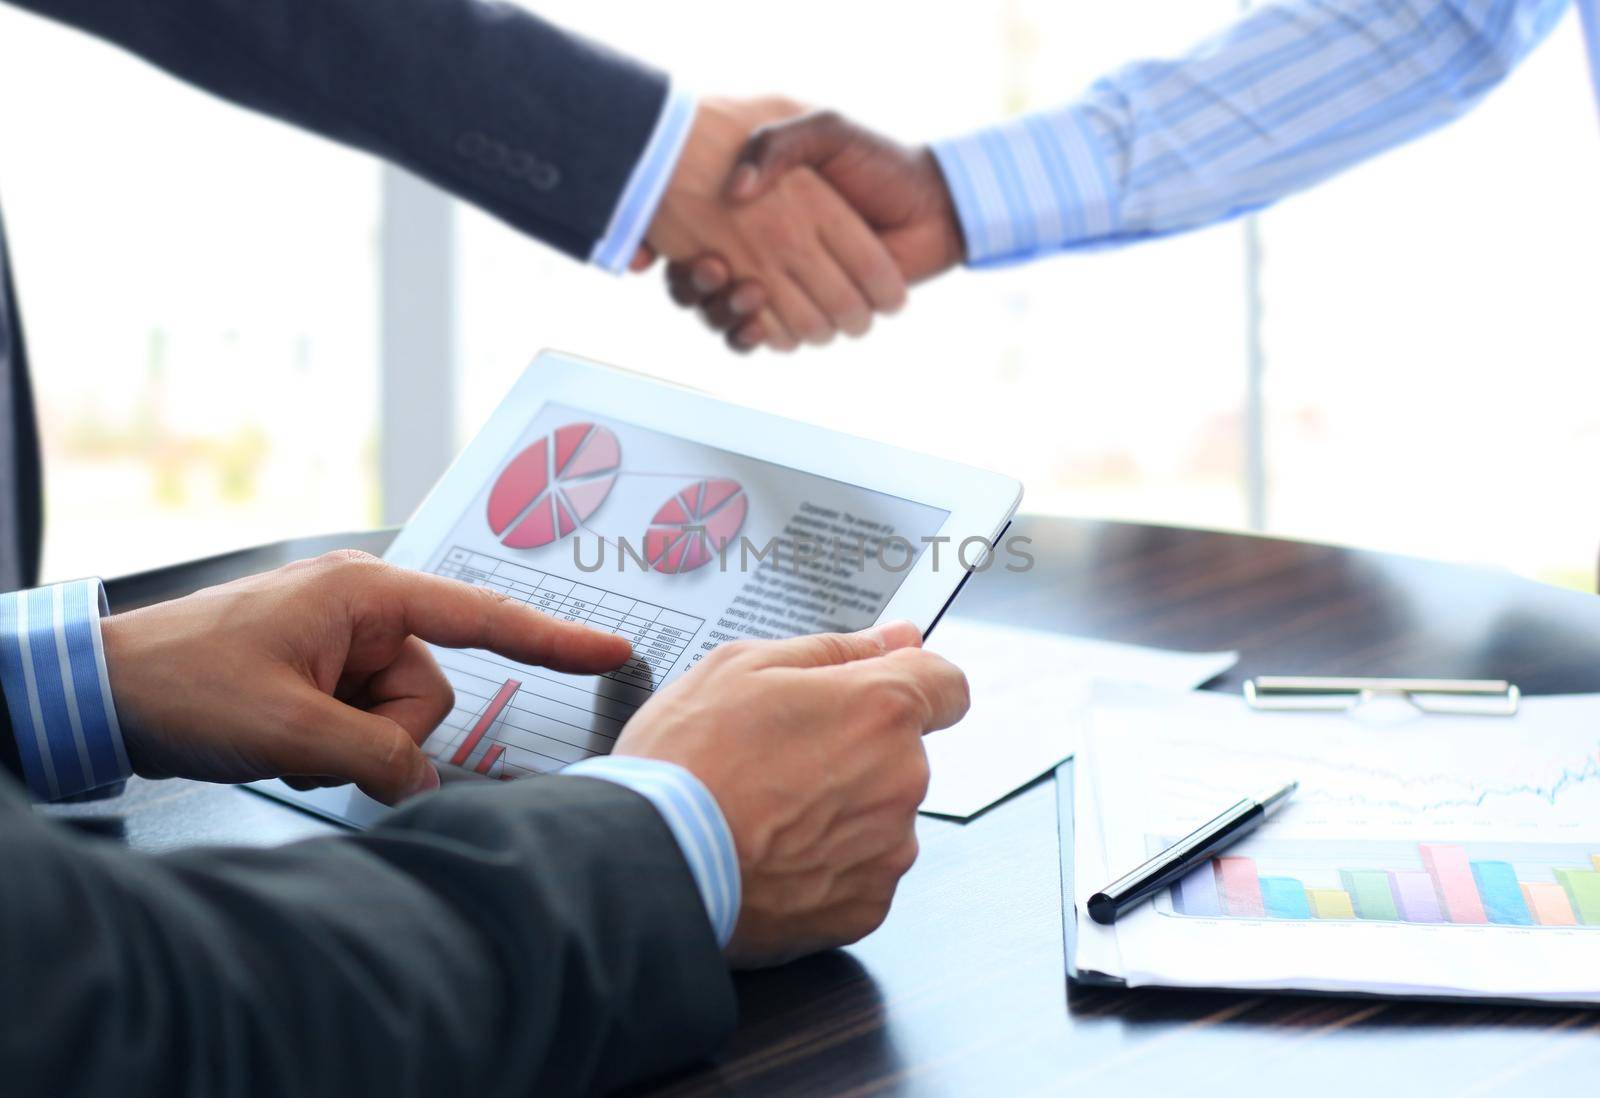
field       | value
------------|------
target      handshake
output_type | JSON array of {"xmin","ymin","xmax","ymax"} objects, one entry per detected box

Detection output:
[{"xmin": 637, "ymin": 99, "xmax": 965, "ymax": 352}]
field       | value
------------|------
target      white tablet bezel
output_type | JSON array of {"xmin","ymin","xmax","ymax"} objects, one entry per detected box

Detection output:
[{"xmin": 252, "ymin": 349, "xmax": 1023, "ymax": 828}]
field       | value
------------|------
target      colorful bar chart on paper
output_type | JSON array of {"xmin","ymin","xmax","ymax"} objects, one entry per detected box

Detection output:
[{"xmin": 1162, "ymin": 838, "xmax": 1600, "ymax": 930}]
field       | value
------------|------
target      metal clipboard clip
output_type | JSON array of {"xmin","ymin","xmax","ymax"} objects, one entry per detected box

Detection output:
[{"xmin": 1244, "ymin": 676, "xmax": 1520, "ymax": 717}]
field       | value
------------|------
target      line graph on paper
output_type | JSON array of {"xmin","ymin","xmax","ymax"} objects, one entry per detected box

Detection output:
[
  {"xmin": 1090, "ymin": 692, "xmax": 1600, "ymax": 835},
  {"xmin": 1156, "ymin": 731, "xmax": 1600, "ymax": 819}
]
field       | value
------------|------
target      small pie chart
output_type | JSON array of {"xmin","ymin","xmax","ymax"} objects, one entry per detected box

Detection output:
[
  {"xmin": 644, "ymin": 479, "xmax": 748, "ymax": 574},
  {"xmin": 487, "ymin": 423, "xmax": 620, "ymax": 549}
]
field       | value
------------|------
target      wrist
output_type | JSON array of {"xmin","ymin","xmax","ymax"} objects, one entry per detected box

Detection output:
[
  {"xmin": 98, "ymin": 612, "xmax": 160, "ymax": 778},
  {"xmin": 563, "ymin": 755, "xmax": 742, "ymax": 949},
  {"xmin": 918, "ymin": 145, "xmax": 967, "ymax": 275},
  {"xmin": 592, "ymin": 86, "xmax": 698, "ymax": 273}
]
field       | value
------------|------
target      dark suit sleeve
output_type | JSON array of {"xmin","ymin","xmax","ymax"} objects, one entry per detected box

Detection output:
[
  {"xmin": 7, "ymin": 0, "xmax": 671, "ymax": 259},
  {"xmin": 0, "ymin": 774, "xmax": 736, "ymax": 1098},
  {"xmin": 0, "ymin": 675, "xmax": 23, "ymax": 786}
]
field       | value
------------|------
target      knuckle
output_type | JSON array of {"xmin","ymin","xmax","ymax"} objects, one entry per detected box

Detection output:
[
  {"xmin": 810, "ymin": 108, "xmax": 845, "ymax": 132},
  {"xmin": 469, "ymin": 582, "xmax": 515, "ymax": 610},
  {"xmin": 430, "ymin": 677, "xmax": 458, "ymax": 724},
  {"xmin": 797, "ymin": 317, "xmax": 835, "ymax": 346},
  {"xmin": 313, "ymin": 548, "xmax": 381, "ymax": 578},
  {"xmin": 887, "ymin": 835, "xmax": 920, "ymax": 878},
  {"xmin": 807, "ymin": 632, "xmax": 856, "ymax": 665},
  {"xmin": 765, "ymin": 220, "xmax": 807, "ymax": 261},
  {"xmin": 849, "ymin": 896, "xmax": 895, "ymax": 941},
  {"xmin": 872, "ymin": 680, "xmax": 925, "ymax": 729},
  {"xmin": 370, "ymin": 728, "xmax": 416, "ymax": 785},
  {"xmin": 952, "ymin": 668, "xmax": 973, "ymax": 715},
  {"xmin": 706, "ymin": 639, "xmax": 756, "ymax": 668},
  {"xmin": 904, "ymin": 747, "xmax": 931, "ymax": 804}
]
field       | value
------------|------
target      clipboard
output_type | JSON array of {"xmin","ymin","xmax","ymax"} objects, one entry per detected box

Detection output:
[
  {"xmin": 1054, "ymin": 757, "xmax": 1125, "ymax": 987},
  {"xmin": 1056, "ymin": 676, "xmax": 1523, "ymax": 988}
]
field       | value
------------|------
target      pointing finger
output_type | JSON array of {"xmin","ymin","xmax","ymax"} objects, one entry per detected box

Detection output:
[{"xmin": 356, "ymin": 561, "xmax": 632, "ymax": 673}]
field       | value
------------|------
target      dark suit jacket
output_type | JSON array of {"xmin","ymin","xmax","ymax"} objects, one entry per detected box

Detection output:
[
  {"xmin": 0, "ymin": 771, "xmax": 737, "ymax": 1096},
  {"xmin": 0, "ymin": 3, "xmax": 735, "ymax": 1092},
  {"xmin": 1, "ymin": 0, "xmax": 678, "ymax": 586}
]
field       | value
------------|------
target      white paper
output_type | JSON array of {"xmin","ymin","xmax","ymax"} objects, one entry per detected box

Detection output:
[
  {"xmin": 1077, "ymin": 685, "xmax": 1600, "ymax": 1003},
  {"xmin": 916, "ymin": 621, "xmax": 1236, "ymax": 818}
]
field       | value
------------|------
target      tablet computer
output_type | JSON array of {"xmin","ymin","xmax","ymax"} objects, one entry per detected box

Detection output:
[{"xmin": 253, "ymin": 350, "xmax": 1023, "ymax": 827}]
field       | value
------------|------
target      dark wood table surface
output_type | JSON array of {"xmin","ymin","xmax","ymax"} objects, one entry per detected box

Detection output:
[{"xmin": 57, "ymin": 516, "xmax": 1600, "ymax": 1096}]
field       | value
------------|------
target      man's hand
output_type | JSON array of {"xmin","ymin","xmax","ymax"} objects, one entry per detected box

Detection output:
[
  {"xmin": 612, "ymin": 620, "xmax": 969, "ymax": 967},
  {"xmin": 663, "ymin": 110, "xmax": 966, "ymax": 352},
  {"xmin": 643, "ymin": 100, "xmax": 908, "ymax": 351},
  {"xmin": 101, "ymin": 551, "xmax": 631, "ymax": 804}
]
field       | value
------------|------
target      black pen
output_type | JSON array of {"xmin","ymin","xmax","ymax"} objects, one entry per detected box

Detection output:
[{"xmin": 1087, "ymin": 780, "xmax": 1298, "ymax": 925}]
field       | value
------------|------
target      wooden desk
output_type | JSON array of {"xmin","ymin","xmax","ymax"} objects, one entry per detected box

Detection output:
[{"xmin": 70, "ymin": 518, "xmax": 1600, "ymax": 1095}]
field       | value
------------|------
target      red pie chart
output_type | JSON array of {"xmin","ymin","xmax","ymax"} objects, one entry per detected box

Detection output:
[
  {"xmin": 644, "ymin": 479, "xmax": 748, "ymax": 574},
  {"xmin": 487, "ymin": 423, "xmax": 620, "ymax": 549}
]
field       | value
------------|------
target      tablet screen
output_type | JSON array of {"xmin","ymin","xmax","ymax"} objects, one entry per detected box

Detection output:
[{"xmin": 420, "ymin": 403, "xmax": 952, "ymax": 780}]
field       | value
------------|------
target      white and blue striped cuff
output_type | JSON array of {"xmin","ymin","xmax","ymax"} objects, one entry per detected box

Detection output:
[
  {"xmin": 564, "ymin": 754, "xmax": 740, "ymax": 948},
  {"xmin": 1581, "ymin": 0, "xmax": 1600, "ymax": 125},
  {"xmin": 932, "ymin": 105, "xmax": 1120, "ymax": 267},
  {"xmin": 589, "ymin": 86, "xmax": 698, "ymax": 273},
  {"xmin": 0, "ymin": 579, "xmax": 130, "ymax": 801}
]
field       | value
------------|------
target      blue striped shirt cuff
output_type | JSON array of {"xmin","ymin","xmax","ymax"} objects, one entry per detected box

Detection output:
[
  {"xmin": 1582, "ymin": 0, "xmax": 1600, "ymax": 121},
  {"xmin": 0, "ymin": 579, "xmax": 131, "ymax": 801},
  {"xmin": 563, "ymin": 754, "xmax": 740, "ymax": 948},
  {"xmin": 589, "ymin": 87, "xmax": 697, "ymax": 273},
  {"xmin": 932, "ymin": 106, "xmax": 1119, "ymax": 268}
]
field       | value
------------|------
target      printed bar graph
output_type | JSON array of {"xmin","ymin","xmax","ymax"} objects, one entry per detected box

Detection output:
[
  {"xmin": 1216, "ymin": 857, "xmax": 1265, "ymax": 917},
  {"xmin": 1260, "ymin": 877, "xmax": 1311, "ymax": 920},
  {"xmin": 1470, "ymin": 861, "xmax": 1534, "ymax": 925},
  {"xmin": 1308, "ymin": 889, "xmax": 1356, "ymax": 919},
  {"xmin": 1389, "ymin": 871, "xmax": 1444, "ymax": 923},
  {"xmin": 476, "ymin": 744, "xmax": 506, "ymax": 777},
  {"xmin": 1340, "ymin": 870, "xmax": 1399, "ymax": 921},
  {"xmin": 1421, "ymin": 844, "xmax": 1488, "ymax": 924},
  {"xmin": 450, "ymin": 678, "xmax": 522, "ymax": 768},
  {"xmin": 1173, "ymin": 865, "xmax": 1222, "ymax": 916},
  {"xmin": 1556, "ymin": 869, "xmax": 1600, "ymax": 924},
  {"xmin": 1159, "ymin": 838, "xmax": 1600, "ymax": 930},
  {"xmin": 1521, "ymin": 883, "xmax": 1577, "ymax": 926}
]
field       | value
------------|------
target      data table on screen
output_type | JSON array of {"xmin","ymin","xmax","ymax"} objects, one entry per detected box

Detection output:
[{"xmin": 423, "ymin": 546, "xmax": 705, "ymax": 779}]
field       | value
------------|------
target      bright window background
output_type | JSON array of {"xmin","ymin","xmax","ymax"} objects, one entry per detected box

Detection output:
[
  {"xmin": 0, "ymin": 4, "xmax": 380, "ymax": 581},
  {"xmin": 1, "ymin": 1, "xmax": 1597, "ymax": 588}
]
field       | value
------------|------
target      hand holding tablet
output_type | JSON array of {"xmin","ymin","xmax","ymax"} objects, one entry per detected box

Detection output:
[{"xmin": 257, "ymin": 350, "xmax": 1021, "ymax": 826}]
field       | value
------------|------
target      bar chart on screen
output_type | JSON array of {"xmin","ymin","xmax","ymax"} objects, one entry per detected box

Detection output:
[
  {"xmin": 422, "ymin": 546, "xmax": 705, "ymax": 779},
  {"xmin": 1160, "ymin": 838, "xmax": 1600, "ymax": 929}
]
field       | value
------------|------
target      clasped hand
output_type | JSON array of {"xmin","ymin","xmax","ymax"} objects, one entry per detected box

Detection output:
[{"xmin": 638, "ymin": 101, "xmax": 966, "ymax": 352}]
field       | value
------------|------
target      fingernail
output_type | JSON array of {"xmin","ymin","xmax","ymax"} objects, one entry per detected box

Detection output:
[
  {"xmin": 729, "ymin": 164, "xmax": 759, "ymax": 200},
  {"xmin": 415, "ymin": 764, "xmax": 441, "ymax": 795},
  {"xmin": 730, "ymin": 286, "xmax": 762, "ymax": 315},
  {"xmin": 692, "ymin": 268, "xmax": 720, "ymax": 293}
]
